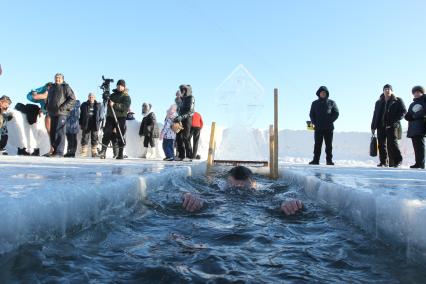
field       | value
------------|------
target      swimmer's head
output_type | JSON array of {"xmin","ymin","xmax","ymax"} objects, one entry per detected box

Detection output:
[{"xmin": 227, "ymin": 166, "xmax": 256, "ymax": 189}]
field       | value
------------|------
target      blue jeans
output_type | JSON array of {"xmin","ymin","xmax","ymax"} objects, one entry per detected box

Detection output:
[{"xmin": 162, "ymin": 139, "xmax": 175, "ymax": 159}]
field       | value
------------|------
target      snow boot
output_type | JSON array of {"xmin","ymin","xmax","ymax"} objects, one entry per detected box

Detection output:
[
  {"xmin": 309, "ymin": 160, "xmax": 319, "ymax": 165},
  {"xmin": 112, "ymin": 144, "xmax": 119, "ymax": 158},
  {"xmin": 18, "ymin": 147, "xmax": 30, "ymax": 156},
  {"xmin": 91, "ymin": 146, "xmax": 98, "ymax": 158},
  {"xmin": 31, "ymin": 148, "xmax": 40, "ymax": 156},
  {"xmin": 140, "ymin": 147, "xmax": 148, "ymax": 159},
  {"xmin": 99, "ymin": 146, "xmax": 107, "ymax": 159},
  {"xmin": 80, "ymin": 145, "xmax": 89, "ymax": 157},
  {"xmin": 116, "ymin": 148, "xmax": 124, "ymax": 160},
  {"xmin": 326, "ymin": 160, "xmax": 335, "ymax": 166}
]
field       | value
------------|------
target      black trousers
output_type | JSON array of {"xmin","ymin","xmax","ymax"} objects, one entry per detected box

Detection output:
[
  {"xmin": 0, "ymin": 134, "xmax": 8, "ymax": 149},
  {"xmin": 176, "ymin": 117, "xmax": 192, "ymax": 159},
  {"xmin": 102, "ymin": 116, "xmax": 126, "ymax": 148},
  {"xmin": 81, "ymin": 129, "xmax": 99, "ymax": 147},
  {"xmin": 412, "ymin": 136, "xmax": 425, "ymax": 167},
  {"xmin": 190, "ymin": 127, "xmax": 201, "ymax": 159},
  {"xmin": 377, "ymin": 127, "xmax": 388, "ymax": 165},
  {"xmin": 385, "ymin": 126, "xmax": 402, "ymax": 165},
  {"xmin": 313, "ymin": 129, "xmax": 333, "ymax": 161},
  {"xmin": 50, "ymin": 115, "xmax": 67, "ymax": 155},
  {"xmin": 66, "ymin": 133, "xmax": 78, "ymax": 155}
]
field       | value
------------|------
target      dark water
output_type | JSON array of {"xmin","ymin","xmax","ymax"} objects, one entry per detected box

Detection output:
[{"xmin": 1, "ymin": 171, "xmax": 425, "ymax": 283}]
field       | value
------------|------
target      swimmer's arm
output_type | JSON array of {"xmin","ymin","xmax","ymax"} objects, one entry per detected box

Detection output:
[
  {"xmin": 280, "ymin": 199, "xmax": 303, "ymax": 216},
  {"xmin": 182, "ymin": 192, "xmax": 205, "ymax": 213}
]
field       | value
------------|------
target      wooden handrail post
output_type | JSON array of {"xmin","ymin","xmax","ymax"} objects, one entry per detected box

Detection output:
[
  {"xmin": 206, "ymin": 122, "xmax": 216, "ymax": 174},
  {"xmin": 269, "ymin": 124, "xmax": 275, "ymax": 178},
  {"xmin": 273, "ymin": 88, "xmax": 279, "ymax": 179}
]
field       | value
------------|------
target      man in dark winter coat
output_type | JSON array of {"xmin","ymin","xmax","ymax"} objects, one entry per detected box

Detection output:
[
  {"xmin": 99, "ymin": 79, "xmax": 131, "ymax": 160},
  {"xmin": 371, "ymin": 84, "xmax": 407, "ymax": 167},
  {"xmin": 79, "ymin": 93, "xmax": 102, "ymax": 157},
  {"xmin": 46, "ymin": 73, "xmax": 76, "ymax": 157},
  {"xmin": 309, "ymin": 86, "xmax": 339, "ymax": 165},
  {"xmin": 405, "ymin": 86, "xmax": 426, "ymax": 169},
  {"xmin": 174, "ymin": 84, "xmax": 195, "ymax": 161}
]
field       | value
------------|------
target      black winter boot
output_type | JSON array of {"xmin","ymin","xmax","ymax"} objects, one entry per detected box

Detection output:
[
  {"xmin": 31, "ymin": 148, "xmax": 40, "ymax": 156},
  {"xmin": 99, "ymin": 146, "xmax": 107, "ymax": 159},
  {"xmin": 116, "ymin": 148, "xmax": 124, "ymax": 160},
  {"xmin": 112, "ymin": 144, "xmax": 119, "ymax": 158}
]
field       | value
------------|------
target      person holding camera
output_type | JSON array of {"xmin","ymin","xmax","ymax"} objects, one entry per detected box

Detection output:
[
  {"xmin": 99, "ymin": 79, "xmax": 131, "ymax": 160},
  {"xmin": 174, "ymin": 84, "xmax": 195, "ymax": 161},
  {"xmin": 46, "ymin": 73, "xmax": 76, "ymax": 157}
]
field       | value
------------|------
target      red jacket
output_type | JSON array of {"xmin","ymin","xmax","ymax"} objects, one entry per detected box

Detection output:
[{"xmin": 192, "ymin": 112, "xmax": 203, "ymax": 128}]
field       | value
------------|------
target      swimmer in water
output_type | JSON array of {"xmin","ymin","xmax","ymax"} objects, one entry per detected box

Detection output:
[{"xmin": 182, "ymin": 166, "xmax": 304, "ymax": 216}]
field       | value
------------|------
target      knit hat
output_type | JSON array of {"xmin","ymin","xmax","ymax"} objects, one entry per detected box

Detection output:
[
  {"xmin": 316, "ymin": 86, "xmax": 329, "ymax": 98},
  {"xmin": 412, "ymin": 85, "xmax": 425, "ymax": 95},
  {"xmin": 117, "ymin": 79, "xmax": 126, "ymax": 87},
  {"xmin": 383, "ymin": 84, "xmax": 393, "ymax": 91}
]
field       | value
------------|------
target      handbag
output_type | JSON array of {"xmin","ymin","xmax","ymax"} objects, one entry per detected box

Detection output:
[
  {"xmin": 370, "ymin": 135, "xmax": 378, "ymax": 157},
  {"xmin": 172, "ymin": 122, "xmax": 184, "ymax": 133}
]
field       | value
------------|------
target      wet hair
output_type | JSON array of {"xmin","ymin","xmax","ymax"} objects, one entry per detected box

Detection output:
[{"xmin": 229, "ymin": 166, "xmax": 253, "ymax": 181}]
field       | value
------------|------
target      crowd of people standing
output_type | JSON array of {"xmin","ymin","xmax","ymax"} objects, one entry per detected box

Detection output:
[
  {"xmin": 0, "ymin": 72, "xmax": 204, "ymax": 161},
  {"xmin": 308, "ymin": 84, "xmax": 426, "ymax": 169}
]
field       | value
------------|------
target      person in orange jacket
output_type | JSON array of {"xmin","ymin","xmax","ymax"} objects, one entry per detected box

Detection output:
[{"xmin": 190, "ymin": 112, "xmax": 203, "ymax": 159}]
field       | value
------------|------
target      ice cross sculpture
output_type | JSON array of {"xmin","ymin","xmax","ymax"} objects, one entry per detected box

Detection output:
[{"xmin": 215, "ymin": 64, "xmax": 265, "ymax": 127}]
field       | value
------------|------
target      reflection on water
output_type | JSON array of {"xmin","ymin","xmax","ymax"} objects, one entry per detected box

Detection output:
[{"xmin": 0, "ymin": 170, "xmax": 425, "ymax": 283}]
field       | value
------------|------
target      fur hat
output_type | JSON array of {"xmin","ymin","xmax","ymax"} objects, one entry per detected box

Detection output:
[{"xmin": 412, "ymin": 85, "xmax": 425, "ymax": 95}]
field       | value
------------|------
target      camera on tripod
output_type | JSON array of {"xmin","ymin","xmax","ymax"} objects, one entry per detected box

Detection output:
[{"xmin": 100, "ymin": 75, "xmax": 114, "ymax": 103}]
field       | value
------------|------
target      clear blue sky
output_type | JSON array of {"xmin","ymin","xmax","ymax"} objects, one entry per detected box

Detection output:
[{"xmin": 1, "ymin": 0, "xmax": 425, "ymax": 131}]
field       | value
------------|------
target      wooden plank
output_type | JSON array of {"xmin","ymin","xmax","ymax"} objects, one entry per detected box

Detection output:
[{"xmin": 213, "ymin": 160, "xmax": 269, "ymax": 167}]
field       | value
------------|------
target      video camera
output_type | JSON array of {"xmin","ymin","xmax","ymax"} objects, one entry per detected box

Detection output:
[{"xmin": 100, "ymin": 75, "xmax": 114, "ymax": 103}]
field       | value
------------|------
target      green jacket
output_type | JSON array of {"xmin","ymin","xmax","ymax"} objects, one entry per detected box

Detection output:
[{"xmin": 107, "ymin": 89, "xmax": 131, "ymax": 118}]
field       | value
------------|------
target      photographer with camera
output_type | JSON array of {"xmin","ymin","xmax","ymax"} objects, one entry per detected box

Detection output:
[{"xmin": 99, "ymin": 79, "xmax": 131, "ymax": 160}]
